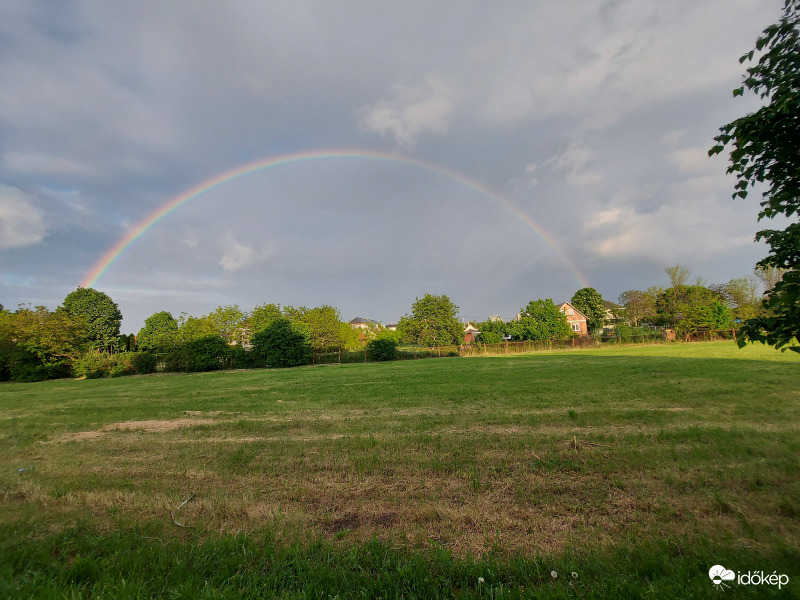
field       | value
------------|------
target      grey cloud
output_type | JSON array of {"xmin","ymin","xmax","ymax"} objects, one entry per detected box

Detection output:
[{"xmin": 0, "ymin": 184, "xmax": 47, "ymax": 248}]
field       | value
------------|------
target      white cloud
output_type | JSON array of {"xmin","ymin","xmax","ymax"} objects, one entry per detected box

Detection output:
[
  {"xmin": 0, "ymin": 184, "xmax": 46, "ymax": 249},
  {"xmin": 359, "ymin": 76, "xmax": 456, "ymax": 147},
  {"xmin": 218, "ymin": 238, "xmax": 272, "ymax": 273},
  {"xmin": 669, "ymin": 146, "xmax": 720, "ymax": 174},
  {"xmin": 543, "ymin": 141, "xmax": 603, "ymax": 186}
]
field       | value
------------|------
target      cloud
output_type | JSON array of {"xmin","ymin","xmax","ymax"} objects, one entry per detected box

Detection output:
[
  {"xmin": 218, "ymin": 238, "xmax": 272, "ymax": 273},
  {"xmin": 359, "ymin": 76, "xmax": 456, "ymax": 147},
  {"xmin": 668, "ymin": 146, "xmax": 719, "ymax": 174},
  {"xmin": 583, "ymin": 179, "xmax": 755, "ymax": 261},
  {"xmin": 543, "ymin": 141, "xmax": 603, "ymax": 186},
  {"xmin": 0, "ymin": 184, "xmax": 46, "ymax": 249},
  {"xmin": 3, "ymin": 151, "xmax": 100, "ymax": 179}
]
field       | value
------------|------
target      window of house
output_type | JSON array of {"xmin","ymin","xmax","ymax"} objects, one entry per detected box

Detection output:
[
  {"xmin": 569, "ymin": 309, "xmax": 574, "ymax": 315},
  {"xmin": 571, "ymin": 322, "xmax": 581, "ymax": 332}
]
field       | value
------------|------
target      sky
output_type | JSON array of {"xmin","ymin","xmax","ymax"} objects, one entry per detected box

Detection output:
[{"xmin": 0, "ymin": 0, "xmax": 785, "ymax": 332}]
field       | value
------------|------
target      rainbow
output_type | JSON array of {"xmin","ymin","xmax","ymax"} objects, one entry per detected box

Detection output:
[{"xmin": 82, "ymin": 148, "xmax": 589, "ymax": 288}]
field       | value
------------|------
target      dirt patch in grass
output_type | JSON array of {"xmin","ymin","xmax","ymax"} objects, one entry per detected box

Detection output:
[{"xmin": 54, "ymin": 418, "xmax": 215, "ymax": 442}]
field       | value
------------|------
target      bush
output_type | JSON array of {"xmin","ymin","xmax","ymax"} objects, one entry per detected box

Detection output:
[
  {"xmin": 74, "ymin": 351, "xmax": 155, "ymax": 378},
  {"xmin": 230, "ymin": 345, "xmax": 254, "ymax": 369},
  {"xmin": 130, "ymin": 352, "xmax": 157, "ymax": 374},
  {"xmin": 367, "ymin": 337, "xmax": 399, "ymax": 361},
  {"xmin": 251, "ymin": 319, "xmax": 312, "ymax": 368},
  {"xmin": 74, "ymin": 351, "xmax": 112, "ymax": 379},
  {"xmin": 184, "ymin": 335, "xmax": 229, "ymax": 372}
]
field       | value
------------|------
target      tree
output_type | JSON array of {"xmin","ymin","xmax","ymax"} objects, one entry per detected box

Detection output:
[
  {"xmin": 571, "ymin": 287, "xmax": 608, "ymax": 333},
  {"xmin": 251, "ymin": 318, "xmax": 312, "ymax": 368},
  {"xmin": 207, "ymin": 305, "xmax": 246, "ymax": 344},
  {"xmin": 177, "ymin": 313, "xmax": 218, "ymax": 343},
  {"xmin": 508, "ymin": 299, "xmax": 573, "ymax": 341},
  {"xmin": 59, "ymin": 287, "xmax": 122, "ymax": 351},
  {"xmin": 2, "ymin": 306, "xmax": 89, "ymax": 381},
  {"xmin": 712, "ymin": 278, "xmax": 762, "ymax": 322},
  {"xmin": 137, "ymin": 311, "xmax": 179, "ymax": 352},
  {"xmin": 397, "ymin": 294, "xmax": 463, "ymax": 347},
  {"xmin": 249, "ymin": 303, "xmax": 283, "ymax": 334},
  {"xmin": 709, "ymin": 0, "xmax": 800, "ymax": 351},
  {"xmin": 618, "ymin": 290, "xmax": 657, "ymax": 325},
  {"xmin": 754, "ymin": 264, "xmax": 788, "ymax": 292},
  {"xmin": 664, "ymin": 264, "xmax": 691, "ymax": 288},
  {"xmin": 295, "ymin": 305, "xmax": 344, "ymax": 352},
  {"xmin": 474, "ymin": 318, "xmax": 508, "ymax": 344}
]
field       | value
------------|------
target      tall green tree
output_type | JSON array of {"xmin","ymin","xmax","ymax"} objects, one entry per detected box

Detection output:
[
  {"xmin": 249, "ymin": 303, "xmax": 283, "ymax": 334},
  {"xmin": 618, "ymin": 290, "xmax": 657, "ymax": 325},
  {"xmin": 397, "ymin": 294, "xmax": 462, "ymax": 347},
  {"xmin": 137, "ymin": 311, "xmax": 179, "ymax": 352},
  {"xmin": 508, "ymin": 299, "xmax": 573, "ymax": 341},
  {"xmin": 59, "ymin": 287, "xmax": 122, "ymax": 351},
  {"xmin": 712, "ymin": 278, "xmax": 762, "ymax": 322},
  {"xmin": 207, "ymin": 305, "xmax": 246, "ymax": 345},
  {"xmin": 296, "ymin": 305, "xmax": 344, "ymax": 352},
  {"xmin": 177, "ymin": 314, "xmax": 218, "ymax": 343},
  {"xmin": 710, "ymin": 0, "xmax": 800, "ymax": 352},
  {"xmin": 571, "ymin": 287, "xmax": 608, "ymax": 333}
]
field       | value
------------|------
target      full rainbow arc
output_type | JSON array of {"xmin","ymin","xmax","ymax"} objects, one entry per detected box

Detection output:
[{"xmin": 81, "ymin": 149, "xmax": 589, "ymax": 288}]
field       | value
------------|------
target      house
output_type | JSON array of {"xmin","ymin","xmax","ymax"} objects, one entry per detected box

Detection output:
[
  {"xmin": 602, "ymin": 300, "xmax": 624, "ymax": 323},
  {"xmin": 463, "ymin": 322, "xmax": 481, "ymax": 344},
  {"xmin": 349, "ymin": 317, "xmax": 381, "ymax": 329},
  {"xmin": 558, "ymin": 302, "xmax": 589, "ymax": 336}
]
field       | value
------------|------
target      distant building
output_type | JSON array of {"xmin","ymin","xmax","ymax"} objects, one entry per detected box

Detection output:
[
  {"xmin": 349, "ymin": 317, "xmax": 381, "ymax": 329},
  {"xmin": 463, "ymin": 322, "xmax": 481, "ymax": 344},
  {"xmin": 558, "ymin": 302, "xmax": 589, "ymax": 336}
]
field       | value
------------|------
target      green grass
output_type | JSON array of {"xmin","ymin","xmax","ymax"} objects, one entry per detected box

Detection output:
[{"xmin": 1, "ymin": 342, "xmax": 799, "ymax": 598}]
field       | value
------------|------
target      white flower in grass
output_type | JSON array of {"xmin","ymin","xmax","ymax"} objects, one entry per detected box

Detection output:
[
  {"xmin": 551, "ymin": 570, "xmax": 558, "ymax": 579},
  {"xmin": 478, "ymin": 577, "xmax": 484, "ymax": 585},
  {"xmin": 571, "ymin": 572, "xmax": 578, "ymax": 579}
]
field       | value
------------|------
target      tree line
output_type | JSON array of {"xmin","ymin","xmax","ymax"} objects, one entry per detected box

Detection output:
[{"xmin": 0, "ymin": 263, "xmax": 790, "ymax": 382}]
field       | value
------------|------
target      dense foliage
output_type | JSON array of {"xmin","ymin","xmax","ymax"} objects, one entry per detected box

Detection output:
[
  {"xmin": 508, "ymin": 300, "xmax": 573, "ymax": 341},
  {"xmin": 397, "ymin": 294, "xmax": 463, "ymax": 347},
  {"xmin": 570, "ymin": 287, "xmax": 608, "ymax": 333},
  {"xmin": 59, "ymin": 287, "xmax": 122, "ymax": 351},
  {"xmin": 136, "ymin": 311, "xmax": 178, "ymax": 352},
  {"xmin": 251, "ymin": 318, "xmax": 312, "ymax": 368},
  {"xmin": 366, "ymin": 337, "xmax": 399, "ymax": 361},
  {"xmin": 710, "ymin": 0, "xmax": 800, "ymax": 352}
]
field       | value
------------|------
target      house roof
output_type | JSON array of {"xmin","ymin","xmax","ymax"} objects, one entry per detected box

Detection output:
[
  {"xmin": 558, "ymin": 301, "xmax": 588, "ymax": 320},
  {"xmin": 349, "ymin": 317, "xmax": 380, "ymax": 325}
]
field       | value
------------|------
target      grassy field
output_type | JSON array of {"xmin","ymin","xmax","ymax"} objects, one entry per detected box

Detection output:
[{"xmin": 1, "ymin": 341, "xmax": 798, "ymax": 598}]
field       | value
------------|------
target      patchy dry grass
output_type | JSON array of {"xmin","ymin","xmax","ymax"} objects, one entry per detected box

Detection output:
[{"xmin": 0, "ymin": 342, "xmax": 798, "ymax": 596}]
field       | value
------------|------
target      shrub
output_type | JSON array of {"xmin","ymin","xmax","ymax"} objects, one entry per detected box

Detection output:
[
  {"xmin": 74, "ymin": 351, "xmax": 155, "ymax": 378},
  {"xmin": 367, "ymin": 337, "xmax": 399, "ymax": 361},
  {"xmin": 74, "ymin": 351, "xmax": 113, "ymax": 379},
  {"xmin": 185, "ymin": 335, "xmax": 229, "ymax": 372},
  {"xmin": 251, "ymin": 318, "xmax": 312, "ymax": 368},
  {"xmin": 230, "ymin": 345, "xmax": 254, "ymax": 369},
  {"xmin": 130, "ymin": 352, "xmax": 157, "ymax": 374}
]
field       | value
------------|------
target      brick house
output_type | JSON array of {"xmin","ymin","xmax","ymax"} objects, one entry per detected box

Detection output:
[{"xmin": 558, "ymin": 302, "xmax": 589, "ymax": 336}]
